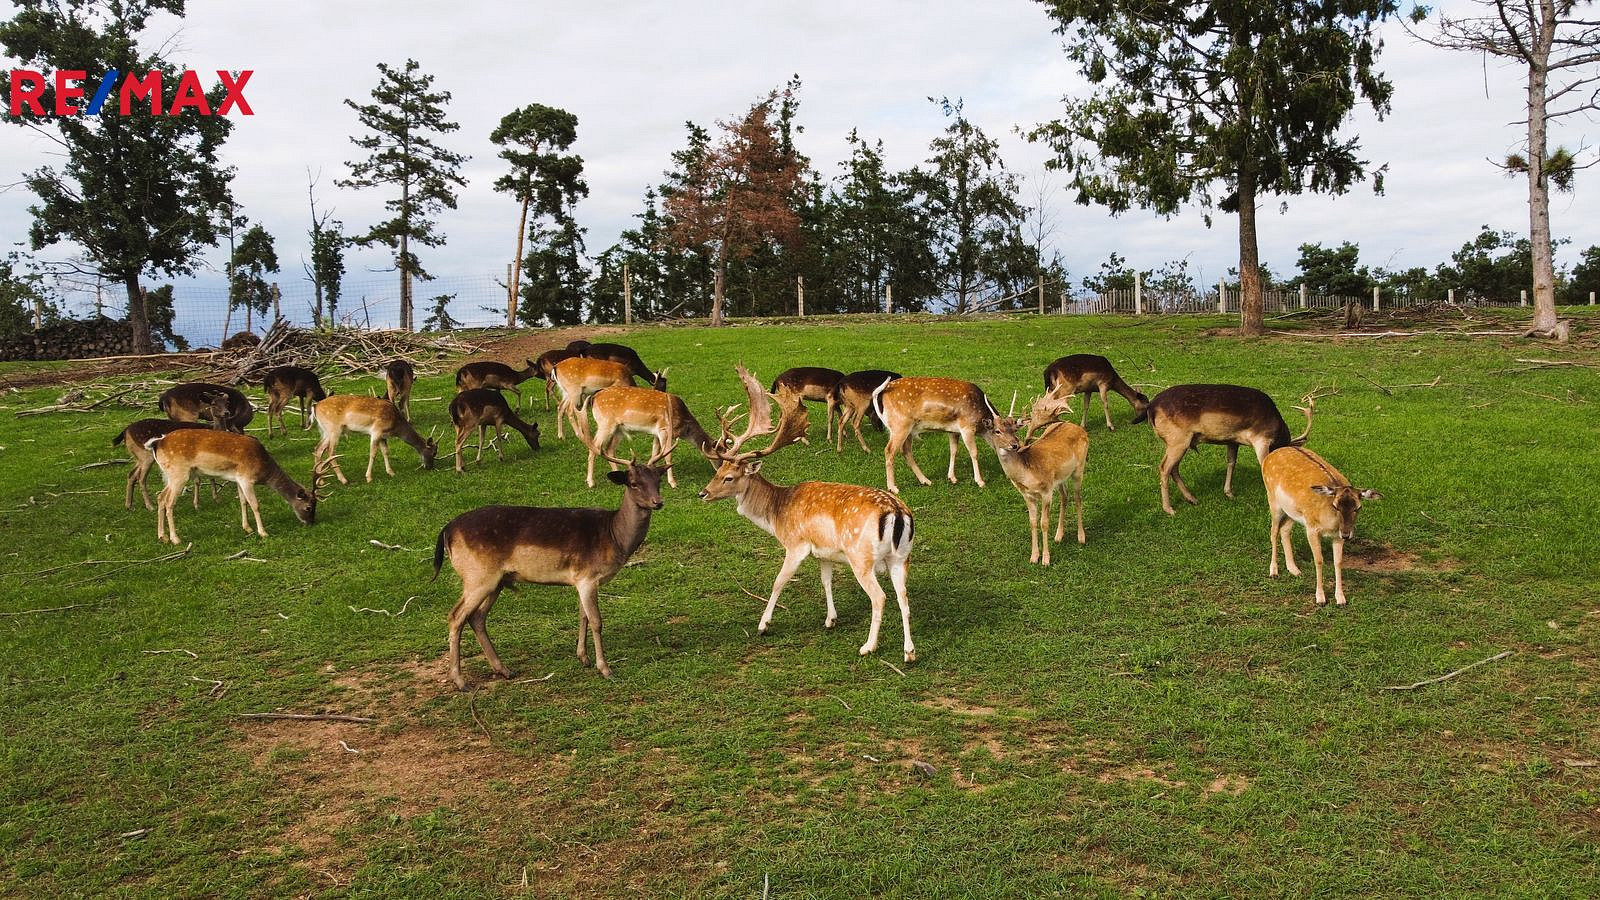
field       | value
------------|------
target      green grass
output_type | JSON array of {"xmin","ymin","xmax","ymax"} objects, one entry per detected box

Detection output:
[{"xmin": 2, "ymin": 312, "xmax": 1598, "ymax": 897}]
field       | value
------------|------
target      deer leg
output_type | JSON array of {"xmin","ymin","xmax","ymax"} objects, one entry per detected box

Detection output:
[
  {"xmin": 884, "ymin": 431, "xmax": 904, "ymax": 493},
  {"xmin": 511, "ymin": 385, "xmax": 523, "ymax": 409},
  {"xmin": 544, "ymin": 378, "xmax": 554, "ymax": 411},
  {"xmin": 1080, "ymin": 392, "xmax": 1089, "ymax": 428},
  {"xmin": 240, "ymin": 481, "xmax": 267, "ymax": 537},
  {"xmin": 363, "ymin": 435, "xmax": 379, "ymax": 482},
  {"xmin": 1024, "ymin": 495, "xmax": 1041, "ymax": 564},
  {"xmin": 475, "ymin": 425, "xmax": 486, "ymax": 462},
  {"xmin": 454, "ymin": 426, "xmax": 468, "ymax": 473},
  {"xmin": 1158, "ymin": 443, "xmax": 1192, "ymax": 515},
  {"xmin": 448, "ymin": 582, "xmax": 497, "ymax": 691},
  {"xmin": 888, "ymin": 556, "xmax": 914, "ymax": 663},
  {"xmin": 1279, "ymin": 517, "xmax": 1302, "ymax": 576},
  {"xmin": 1043, "ymin": 491, "xmax": 1057, "ymax": 565},
  {"xmin": 1332, "ymin": 538, "xmax": 1348, "ymax": 607},
  {"xmin": 575, "ymin": 590, "xmax": 590, "ymax": 668},
  {"xmin": 825, "ymin": 397, "xmax": 837, "ymax": 444},
  {"xmin": 962, "ymin": 427, "xmax": 985, "ymax": 487},
  {"xmin": 492, "ymin": 427, "xmax": 506, "ymax": 461},
  {"xmin": 1224, "ymin": 445, "xmax": 1240, "ymax": 498},
  {"xmin": 1070, "ymin": 476, "xmax": 1086, "ymax": 544},
  {"xmin": 300, "ymin": 397, "xmax": 311, "ymax": 431},
  {"xmin": 946, "ymin": 432, "xmax": 960, "ymax": 483},
  {"xmin": 158, "ymin": 468, "xmax": 190, "ymax": 544},
  {"xmin": 853, "ymin": 409, "xmax": 870, "ymax": 453},
  {"xmin": 760, "ymin": 547, "xmax": 808, "ymax": 634},
  {"xmin": 126, "ymin": 462, "xmax": 141, "ymax": 509},
  {"xmin": 1268, "ymin": 503, "xmax": 1283, "ymax": 577},
  {"xmin": 237, "ymin": 482, "xmax": 251, "ymax": 531},
  {"xmin": 319, "ymin": 430, "xmax": 349, "ymax": 485},
  {"xmin": 661, "ymin": 433, "xmax": 678, "ymax": 489},
  {"xmin": 1100, "ymin": 385, "xmax": 1115, "ymax": 431},
  {"xmin": 819, "ymin": 560, "xmax": 838, "ymax": 628},
  {"xmin": 1307, "ymin": 528, "xmax": 1328, "ymax": 606},
  {"xmin": 467, "ymin": 594, "xmax": 511, "ymax": 680},
  {"xmin": 384, "ymin": 438, "xmax": 399, "ymax": 477},
  {"xmin": 848, "ymin": 557, "xmax": 888, "ymax": 657},
  {"xmin": 902, "ymin": 435, "xmax": 934, "ymax": 487},
  {"xmin": 577, "ymin": 580, "xmax": 610, "ymax": 678}
]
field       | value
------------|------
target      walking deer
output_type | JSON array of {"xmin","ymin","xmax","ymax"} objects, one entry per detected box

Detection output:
[
  {"xmin": 770, "ymin": 367, "xmax": 844, "ymax": 442},
  {"xmin": 433, "ymin": 419, "xmax": 678, "ymax": 688},
  {"xmin": 384, "ymin": 360, "xmax": 415, "ymax": 419},
  {"xmin": 552, "ymin": 356, "xmax": 657, "ymax": 439},
  {"xmin": 1263, "ymin": 447, "xmax": 1380, "ymax": 607},
  {"xmin": 1041, "ymin": 354, "xmax": 1150, "ymax": 432},
  {"xmin": 159, "ymin": 382, "xmax": 254, "ymax": 432},
  {"xmin": 579, "ymin": 386, "xmax": 720, "ymax": 488},
  {"xmin": 261, "ymin": 366, "xmax": 326, "ymax": 436},
  {"xmin": 147, "ymin": 428, "xmax": 329, "ymax": 543},
  {"xmin": 580, "ymin": 342, "xmax": 667, "ymax": 391},
  {"xmin": 449, "ymin": 388, "xmax": 540, "ymax": 472},
  {"xmin": 114, "ymin": 419, "xmax": 213, "ymax": 510},
  {"xmin": 532, "ymin": 346, "xmax": 584, "ymax": 410},
  {"xmin": 872, "ymin": 376, "xmax": 1001, "ymax": 493},
  {"xmin": 700, "ymin": 379, "xmax": 916, "ymax": 663},
  {"xmin": 312, "ymin": 395, "xmax": 439, "ymax": 483},
  {"xmin": 455, "ymin": 359, "xmax": 539, "ymax": 408},
  {"xmin": 986, "ymin": 394, "xmax": 1089, "ymax": 565},
  {"xmin": 1136, "ymin": 384, "xmax": 1316, "ymax": 516},
  {"xmin": 832, "ymin": 370, "xmax": 900, "ymax": 452}
]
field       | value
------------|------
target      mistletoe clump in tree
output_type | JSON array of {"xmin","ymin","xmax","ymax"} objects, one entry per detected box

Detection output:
[
  {"xmin": 340, "ymin": 59, "xmax": 468, "ymax": 331},
  {"xmin": 1029, "ymin": 0, "xmax": 1400, "ymax": 335}
]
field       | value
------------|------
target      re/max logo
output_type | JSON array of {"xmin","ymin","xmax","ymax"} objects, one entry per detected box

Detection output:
[{"xmin": 7, "ymin": 70, "xmax": 252, "ymax": 117}]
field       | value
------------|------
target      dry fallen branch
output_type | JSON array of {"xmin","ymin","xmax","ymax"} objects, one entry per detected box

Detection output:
[
  {"xmin": 878, "ymin": 659, "xmax": 907, "ymax": 677},
  {"xmin": 1381, "ymin": 650, "xmax": 1514, "ymax": 691},
  {"xmin": 369, "ymin": 539, "xmax": 426, "ymax": 552},
  {"xmin": 143, "ymin": 648, "xmax": 198, "ymax": 659},
  {"xmin": 0, "ymin": 603, "xmax": 88, "ymax": 617},
  {"xmin": 348, "ymin": 597, "xmax": 413, "ymax": 618},
  {"xmin": 468, "ymin": 692, "xmax": 491, "ymax": 741},
  {"xmin": 736, "ymin": 584, "xmax": 787, "ymax": 611},
  {"xmin": 235, "ymin": 712, "xmax": 378, "ymax": 724},
  {"xmin": 188, "ymin": 676, "xmax": 226, "ymax": 698},
  {"xmin": 58, "ymin": 544, "xmax": 192, "ymax": 588},
  {"xmin": 72, "ymin": 459, "xmax": 130, "ymax": 471}
]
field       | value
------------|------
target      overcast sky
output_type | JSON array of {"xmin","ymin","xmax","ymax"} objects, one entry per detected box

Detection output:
[{"xmin": 4, "ymin": 0, "xmax": 1597, "ymax": 314}]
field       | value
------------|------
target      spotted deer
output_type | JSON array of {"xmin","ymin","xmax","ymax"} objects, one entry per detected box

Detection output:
[
  {"xmin": 552, "ymin": 356, "xmax": 657, "ymax": 439},
  {"xmin": 1041, "ymin": 354, "xmax": 1150, "ymax": 432},
  {"xmin": 532, "ymin": 346, "xmax": 585, "ymax": 410},
  {"xmin": 147, "ymin": 428, "xmax": 329, "ymax": 543},
  {"xmin": 700, "ymin": 378, "xmax": 916, "ymax": 663},
  {"xmin": 770, "ymin": 367, "xmax": 844, "ymax": 442},
  {"xmin": 261, "ymin": 366, "xmax": 327, "ymax": 436},
  {"xmin": 580, "ymin": 342, "xmax": 667, "ymax": 391},
  {"xmin": 113, "ymin": 419, "xmax": 213, "ymax": 510},
  {"xmin": 455, "ymin": 359, "xmax": 539, "ymax": 408},
  {"xmin": 872, "ymin": 376, "xmax": 1001, "ymax": 493},
  {"xmin": 384, "ymin": 360, "xmax": 416, "ymax": 419},
  {"xmin": 578, "ymin": 386, "xmax": 720, "ymax": 489},
  {"xmin": 432, "ymin": 423, "xmax": 677, "ymax": 688},
  {"xmin": 448, "ymin": 388, "xmax": 540, "ymax": 472},
  {"xmin": 312, "ymin": 395, "xmax": 439, "ymax": 484},
  {"xmin": 1263, "ymin": 447, "xmax": 1381, "ymax": 607},
  {"xmin": 832, "ymin": 370, "xmax": 900, "ymax": 452},
  {"xmin": 159, "ymin": 382, "xmax": 254, "ymax": 432},
  {"xmin": 986, "ymin": 394, "xmax": 1089, "ymax": 565},
  {"xmin": 1136, "ymin": 384, "xmax": 1317, "ymax": 516}
]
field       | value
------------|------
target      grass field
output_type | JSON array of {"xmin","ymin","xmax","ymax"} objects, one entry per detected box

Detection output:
[{"xmin": 2, "ymin": 312, "xmax": 1598, "ymax": 896}]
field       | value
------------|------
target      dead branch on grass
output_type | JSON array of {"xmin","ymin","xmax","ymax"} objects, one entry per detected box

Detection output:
[
  {"xmin": 235, "ymin": 712, "xmax": 378, "ymax": 724},
  {"xmin": 1380, "ymin": 650, "xmax": 1513, "ymax": 691}
]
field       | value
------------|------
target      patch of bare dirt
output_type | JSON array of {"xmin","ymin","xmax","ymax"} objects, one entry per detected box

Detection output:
[
  {"xmin": 1095, "ymin": 765, "xmax": 1186, "ymax": 788},
  {"xmin": 1343, "ymin": 542, "xmax": 1460, "ymax": 574},
  {"xmin": 0, "ymin": 354, "xmax": 197, "ymax": 390},
  {"xmin": 920, "ymin": 696, "xmax": 998, "ymax": 717},
  {"xmin": 1204, "ymin": 774, "xmax": 1250, "ymax": 796},
  {"xmin": 469, "ymin": 325, "xmax": 637, "ymax": 366}
]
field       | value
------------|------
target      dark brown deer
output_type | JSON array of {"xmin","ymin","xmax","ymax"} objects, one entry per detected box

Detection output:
[
  {"xmin": 832, "ymin": 370, "xmax": 900, "ymax": 452},
  {"xmin": 581, "ymin": 342, "xmax": 666, "ymax": 391},
  {"xmin": 113, "ymin": 419, "xmax": 212, "ymax": 510},
  {"xmin": 148, "ymin": 428, "xmax": 330, "ymax": 543},
  {"xmin": 1135, "ymin": 384, "xmax": 1316, "ymax": 516},
  {"xmin": 261, "ymin": 366, "xmax": 327, "ymax": 436},
  {"xmin": 455, "ymin": 359, "xmax": 539, "ymax": 408},
  {"xmin": 448, "ymin": 388, "xmax": 540, "ymax": 472},
  {"xmin": 312, "ymin": 395, "xmax": 439, "ymax": 483},
  {"xmin": 1041, "ymin": 354, "xmax": 1150, "ymax": 432},
  {"xmin": 771, "ymin": 367, "xmax": 844, "ymax": 443},
  {"xmin": 432, "ymin": 423, "xmax": 678, "ymax": 689},
  {"xmin": 159, "ymin": 382, "xmax": 254, "ymax": 432},
  {"xmin": 384, "ymin": 360, "xmax": 415, "ymax": 419}
]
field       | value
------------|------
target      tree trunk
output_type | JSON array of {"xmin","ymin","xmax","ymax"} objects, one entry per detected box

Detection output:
[
  {"xmin": 712, "ymin": 252, "xmax": 727, "ymax": 327},
  {"xmin": 400, "ymin": 177, "xmax": 413, "ymax": 331},
  {"xmin": 510, "ymin": 194, "xmax": 529, "ymax": 328},
  {"xmin": 1527, "ymin": 0, "xmax": 1560, "ymax": 333},
  {"xmin": 1236, "ymin": 169, "xmax": 1264, "ymax": 336},
  {"xmin": 123, "ymin": 272, "xmax": 153, "ymax": 355}
]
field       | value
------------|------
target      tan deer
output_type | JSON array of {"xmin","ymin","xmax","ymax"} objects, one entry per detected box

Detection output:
[
  {"xmin": 432, "ymin": 426, "xmax": 678, "ymax": 688},
  {"xmin": 147, "ymin": 428, "xmax": 329, "ymax": 543},
  {"xmin": 986, "ymin": 394, "xmax": 1089, "ymax": 565},
  {"xmin": 1263, "ymin": 447, "xmax": 1381, "ymax": 607},
  {"xmin": 872, "ymin": 376, "xmax": 1001, "ymax": 493},
  {"xmin": 261, "ymin": 366, "xmax": 327, "ymax": 436},
  {"xmin": 448, "ymin": 388, "xmax": 540, "ymax": 472},
  {"xmin": 384, "ymin": 360, "xmax": 415, "ymax": 419},
  {"xmin": 1041, "ymin": 354, "xmax": 1150, "ymax": 432},
  {"xmin": 532, "ymin": 346, "xmax": 584, "ymax": 410},
  {"xmin": 312, "ymin": 395, "xmax": 438, "ymax": 484},
  {"xmin": 700, "ymin": 379, "xmax": 916, "ymax": 663},
  {"xmin": 113, "ymin": 419, "xmax": 213, "ymax": 510},
  {"xmin": 552, "ymin": 356, "xmax": 652, "ymax": 439},
  {"xmin": 578, "ymin": 386, "xmax": 720, "ymax": 488},
  {"xmin": 1136, "ymin": 384, "xmax": 1318, "ymax": 516}
]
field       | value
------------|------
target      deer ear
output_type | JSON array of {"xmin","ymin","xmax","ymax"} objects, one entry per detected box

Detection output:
[
  {"xmin": 1358, "ymin": 488, "xmax": 1382, "ymax": 501},
  {"xmin": 606, "ymin": 470, "xmax": 629, "ymax": 486},
  {"xmin": 1310, "ymin": 484, "xmax": 1338, "ymax": 496},
  {"xmin": 746, "ymin": 460, "xmax": 763, "ymax": 475}
]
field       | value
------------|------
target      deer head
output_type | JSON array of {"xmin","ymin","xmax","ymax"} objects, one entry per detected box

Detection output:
[
  {"xmin": 701, "ymin": 390, "xmax": 810, "ymax": 501},
  {"xmin": 1309, "ymin": 483, "xmax": 1382, "ymax": 540},
  {"xmin": 581, "ymin": 398, "xmax": 678, "ymax": 510}
]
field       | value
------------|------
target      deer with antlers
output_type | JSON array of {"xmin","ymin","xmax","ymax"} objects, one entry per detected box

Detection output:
[
  {"xmin": 986, "ymin": 393, "xmax": 1089, "ymax": 565},
  {"xmin": 449, "ymin": 388, "xmax": 541, "ymax": 473},
  {"xmin": 1264, "ymin": 447, "xmax": 1381, "ymax": 607},
  {"xmin": 261, "ymin": 366, "xmax": 327, "ymax": 436},
  {"xmin": 384, "ymin": 360, "xmax": 415, "ymax": 419},
  {"xmin": 552, "ymin": 356, "xmax": 666, "ymax": 439},
  {"xmin": 147, "ymin": 428, "xmax": 329, "ymax": 543},
  {"xmin": 701, "ymin": 371, "xmax": 916, "ymax": 664},
  {"xmin": 159, "ymin": 382, "xmax": 254, "ymax": 432},
  {"xmin": 872, "ymin": 376, "xmax": 1002, "ymax": 494},
  {"xmin": 1135, "ymin": 384, "xmax": 1320, "ymax": 516},
  {"xmin": 1041, "ymin": 354, "xmax": 1149, "ymax": 432},
  {"xmin": 433, "ymin": 413, "xmax": 678, "ymax": 689},
  {"xmin": 312, "ymin": 395, "xmax": 439, "ymax": 484}
]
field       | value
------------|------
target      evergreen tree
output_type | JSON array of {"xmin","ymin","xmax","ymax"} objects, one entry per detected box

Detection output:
[
  {"xmin": 0, "ymin": 255, "xmax": 55, "ymax": 340},
  {"xmin": 491, "ymin": 103, "xmax": 587, "ymax": 327},
  {"xmin": 144, "ymin": 284, "xmax": 187, "ymax": 350},
  {"xmin": 1287, "ymin": 242, "xmax": 1375, "ymax": 298},
  {"xmin": 305, "ymin": 174, "xmax": 345, "ymax": 328},
  {"xmin": 229, "ymin": 225, "xmax": 278, "ymax": 331},
  {"xmin": 422, "ymin": 293, "xmax": 461, "ymax": 331},
  {"xmin": 520, "ymin": 219, "xmax": 588, "ymax": 326},
  {"xmin": 825, "ymin": 131, "xmax": 938, "ymax": 313}
]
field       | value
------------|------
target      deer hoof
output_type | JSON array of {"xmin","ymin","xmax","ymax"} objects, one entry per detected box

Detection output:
[
  {"xmin": 1335, "ymin": 596, "xmax": 1348, "ymax": 607},
  {"xmin": 596, "ymin": 664, "xmax": 612, "ymax": 679},
  {"xmin": 1315, "ymin": 596, "xmax": 1328, "ymax": 607},
  {"xmin": 904, "ymin": 650, "xmax": 916, "ymax": 664},
  {"xmin": 824, "ymin": 617, "xmax": 836, "ymax": 629}
]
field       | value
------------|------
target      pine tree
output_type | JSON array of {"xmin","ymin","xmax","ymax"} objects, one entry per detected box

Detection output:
[
  {"xmin": 491, "ymin": 103, "xmax": 587, "ymax": 327},
  {"xmin": 229, "ymin": 225, "xmax": 278, "ymax": 332}
]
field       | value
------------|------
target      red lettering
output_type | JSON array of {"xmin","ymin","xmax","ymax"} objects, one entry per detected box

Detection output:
[
  {"xmin": 119, "ymin": 71, "xmax": 162, "ymax": 115},
  {"xmin": 166, "ymin": 70, "xmax": 211, "ymax": 116},
  {"xmin": 216, "ymin": 70, "xmax": 252, "ymax": 115},
  {"xmin": 8, "ymin": 70, "xmax": 46, "ymax": 116},
  {"xmin": 53, "ymin": 69, "xmax": 86, "ymax": 115}
]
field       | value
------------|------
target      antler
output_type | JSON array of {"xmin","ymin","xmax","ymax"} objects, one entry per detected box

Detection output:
[
  {"xmin": 732, "ymin": 390, "xmax": 810, "ymax": 462},
  {"xmin": 310, "ymin": 455, "xmax": 339, "ymax": 500},
  {"xmin": 718, "ymin": 363, "xmax": 777, "ymax": 455},
  {"xmin": 1292, "ymin": 385, "xmax": 1335, "ymax": 445},
  {"xmin": 646, "ymin": 394, "xmax": 679, "ymax": 468}
]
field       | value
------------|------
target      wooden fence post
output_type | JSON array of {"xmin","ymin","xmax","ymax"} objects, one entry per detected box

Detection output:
[
  {"xmin": 506, "ymin": 263, "xmax": 516, "ymax": 328},
  {"xmin": 1448, "ymin": 288, "xmax": 1455, "ymax": 305},
  {"xmin": 1134, "ymin": 271, "xmax": 1144, "ymax": 315},
  {"xmin": 1300, "ymin": 284, "xmax": 1308, "ymax": 310},
  {"xmin": 1218, "ymin": 279, "xmax": 1226, "ymax": 314},
  {"xmin": 885, "ymin": 283, "xmax": 892, "ymax": 315},
  {"xmin": 1037, "ymin": 272, "xmax": 1045, "ymax": 314},
  {"xmin": 1059, "ymin": 293, "xmax": 1066, "ymax": 315},
  {"xmin": 271, "ymin": 283, "xmax": 281, "ymax": 322},
  {"xmin": 1520, "ymin": 289, "xmax": 1528, "ymax": 307},
  {"xmin": 1590, "ymin": 291, "xmax": 1596, "ymax": 306},
  {"xmin": 1372, "ymin": 285, "xmax": 1380, "ymax": 312},
  {"xmin": 797, "ymin": 274, "xmax": 805, "ymax": 317},
  {"xmin": 623, "ymin": 262, "xmax": 632, "ymax": 325}
]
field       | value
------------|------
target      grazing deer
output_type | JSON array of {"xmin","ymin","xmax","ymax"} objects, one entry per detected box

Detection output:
[
  {"xmin": 1136, "ymin": 384, "xmax": 1316, "ymax": 516},
  {"xmin": 147, "ymin": 428, "xmax": 328, "ymax": 543},
  {"xmin": 455, "ymin": 359, "xmax": 539, "ymax": 408},
  {"xmin": 552, "ymin": 356, "xmax": 650, "ymax": 439},
  {"xmin": 832, "ymin": 370, "xmax": 901, "ymax": 452},
  {"xmin": 159, "ymin": 382, "xmax": 254, "ymax": 432},
  {"xmin": 113, "ymin": 419, "xmax": 213, "ymax": 510},
  {"xmin": 384, "ymin": 360, "xmax": 415, "ymax": 419},
  {"xmin": 312, "ymin": 395, "xmax": 439, "ymax": 484},
  {"xmin": 872, "ymin": 376, "xmax": 1001, "ymax": 493},
  {"xmin": 532, "ymin": 346, "xmax": 584, "ymax": 410},
  {"xmin": 579, "ymin": 386, "xmax": 720, "ymax": 489},
  {"xmin": 448, "ymin": 388, "xmax": 540, "ymax": 472},
  {"xmin": 433, "ymin": 427, "xmax": 678, "ymax": 688},
  {"xmin": 700, "ymin": 382, "xmax": 916, "ymax": 663},
  {"xmin": 771, "ymin": 367, "xmax": 844, "ymax": 442},
  {"xmin": 986, "ymin": 395, "xmax": 1089, "ymax": 565},
  {"xmin": 1263, "ymin": 447, "xmax": 1380, "ymax": 607},
  {"xmin": 261, "ymin": 366, "xmax": 327, "ymax": 436},
  {"xmin": 1041, "ymin": 354, "xmax": 1150, "ymax": 432},
  {"xmin": 581, "ymin": 342, "xmax": 667, "ymax": 391}
]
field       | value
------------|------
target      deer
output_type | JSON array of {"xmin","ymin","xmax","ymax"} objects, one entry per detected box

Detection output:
[
  {"xmin": 872, "ymin": 376, "xmax": 1001, "ymax": 494},
  {"xmin": 384, "ymin": 360, "xmax": 415, "ymax": 419},
  {"xmin": 580, "ymin": 342, "xmax": 667, "ymax": 391},
  {"xmin": 1135, "ymin": 385, "xmax": 1318, "ymax": 516},
  {"xmin": 312, "ymin": 395, "xmax": 439, "ymax": 484},
  {"xmin": 985, "ymin": 394, "xmax": 1089, "ymax": 565},
  {"xmin": 261, "ymin": 366, "xmax": 327, "ymax": 436},
  {"xmin": 1263, "ymin": 446, "xmax": 1381, "ymax": 607},
  {"xmin": 832, "ymin": 369, "xmax": 900, "ymax": 452},
  {"xmin": 552, "ymin": 356, "xmax": 660, "ymax": 439},
  {"xmin": 455, "ymin": 359, "xmax": 539, "ymax": 408},
  {"xmin": 700, "ymin": 377, "xmax": 917, "ymax": 663},
  {"xmin": 578, "ymin": 385, "xmax": 721, "ymax": 489},
  {"xmin": 532, "ymin": 346, "xmax": 585, "ymax": 410},
  {"xmin": 113, "ymin": 419, "xmax": 214, "ymax": 510},
  {"xmin": 147, "ymin": 428, "xmax": 329, "ymax": 543},
  {"xmin": 448, "ymin": 388, "xmax": 540, "ymax": 472},
  {"xmin": 770, "ymin": 367, "xmax": 844, "ymax": 443},
  {"xmin": 159, "ymin": 382, "xmax": 254, "ymax": 432},
  {"xmin": 432, "ymin": 416, "xmax": 678, "ymax": 689},
  {"xmin": 1041, "ymin": 354, "xmax": 1150, "ymax": 433}
]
